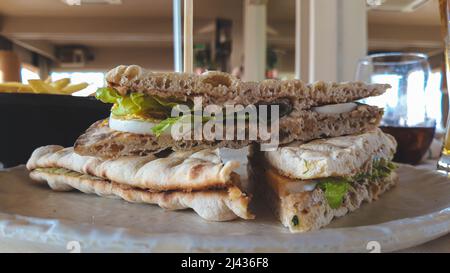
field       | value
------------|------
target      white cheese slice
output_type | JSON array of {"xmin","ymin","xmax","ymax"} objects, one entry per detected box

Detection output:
[
  {"xmin": 109, "ymin": 115, "xmax": 170, "ymax": 136},
  {"xmin": 312, "ymin": 102, "xmax": 357, "ymax": 115},
  {"xmin": 266, "ymin": 168, "xmax": 318, "ymax": 194},
  {"xmin": 285, "ymin": 180, "xmax": 318, "ymax": 193}
]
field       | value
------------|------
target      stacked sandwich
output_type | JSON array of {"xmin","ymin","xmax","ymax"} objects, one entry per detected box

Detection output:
[
  {"xmin": 26, "ymin": 64, "xmax": 395, "ymax": 226},
  {"xmin": 73, "ymin": 65, "xmax": 386, "ymax": 157},
  {"xmin": 249, "ymin": 129, "xmax": 397, "ymax": 232},
  {"xmin": 26, "ymin": 65, "xmax": 260, "ymax": 222},
  {"xmin": 246, "ymin": 81, "xmax": 398, "ymax": 232}
]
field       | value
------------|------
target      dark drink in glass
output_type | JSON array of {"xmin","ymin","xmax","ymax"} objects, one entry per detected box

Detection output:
[{"xmin": 381, "ymin": 126, "xmax": 435, "ymax": 165}]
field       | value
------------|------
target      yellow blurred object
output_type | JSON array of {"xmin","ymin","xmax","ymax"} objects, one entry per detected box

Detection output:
[
  {"xmin": 0, "ymin": 77, "xmax": 89, "ymax": 95},
  {"xmin": 0, "ymin": 82, "xmax": 33, "ymax": 92},
  {"xmin": 0, "ymin": 82, "xmax": 28, "ymax": 88},
  {"xmin": 0, "ymin": 86, "xmax": 16, "ymax": 93},
  {"xmin": 28, "ymin": 80, "xmax": 57, "ymax": 94},
  {"xmin": 61, "ymin": 82, "xmax": 89, "ymax": 94},
  {"xmin": 18, "ymin": 85, "xmax": 34, "ymax": 92},
  {"xmin": 51, "ymin": 78, "xmax": 70, "ymax": 90}
]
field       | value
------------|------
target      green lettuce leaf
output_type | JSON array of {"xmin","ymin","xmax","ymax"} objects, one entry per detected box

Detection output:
[
  {"xmin": 111, "ymin": 96, "xmax": 140, "ymax": 116},
  {"xmin": 96, "ymin": 87, "xmax": 252, "ymax": 125},
  {"xmin": 96, "ymin": 87, "xmax": 122, "ymax": 104},
  {"xmin": 318, "ymin": 178, "xmax": 350, "ymax": 209},
  {"xmin": 96, "ymin": 87, "xmax": 188, "ymax": 119},
  {"xmin": 129, "ymin": 93, "xmax": 169, "ymax": 118},
  {"xmin": 130, "ymin": 93, "xmax": 164, "ymax": 111},
  {"xmin": 153, "ymin": 96, "xmax": 182, "ymax": 109},
  {"xmin": 151, "ymin": 115, "xmax": 214, "ymax": 137},
  {"xmin": 151, "ymin": 116, "xmax": 185, "ymax": 137},
  {"xmin": 315, "ymin": 160, "xmax": 395, "ymax": 209},
  {"xmin": 96, "ymin": 87, "xmax": 257, "ymax": 134}
]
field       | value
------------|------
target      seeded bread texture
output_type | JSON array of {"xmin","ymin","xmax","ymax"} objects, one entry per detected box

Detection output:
[{"xmin": 106, "ymin": 65, "xmax": 390, "ymax": 109}]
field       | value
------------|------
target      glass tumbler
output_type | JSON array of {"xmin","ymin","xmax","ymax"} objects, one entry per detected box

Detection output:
[{"xmin": 356, "ymin": 52, "xmax": 435, "ymax": 165}]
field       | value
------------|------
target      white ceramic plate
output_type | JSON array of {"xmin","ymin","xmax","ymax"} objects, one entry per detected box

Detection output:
[{"xmin": 1, "ymin": 162, "xmax": 450, "ymax": 252}]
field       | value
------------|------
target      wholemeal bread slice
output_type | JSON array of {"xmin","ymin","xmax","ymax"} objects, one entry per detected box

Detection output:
[
  {"xmin": 30, "ymin": 168, "xmax": 253, "ymax": 221},
  {"xmin": 106, "ymin": 65, "xmax": 389, "ymax": 109},
  {"xmin": 74, "ymin": 104, "xmax": 383, "ymax": 159},
  {"xmin": 74, "ymin": 120, "xmax": 251, "ymax": 159},
  {"xmin": 27, "ymin": 145, "xmax": 241, "ymax": 192}
]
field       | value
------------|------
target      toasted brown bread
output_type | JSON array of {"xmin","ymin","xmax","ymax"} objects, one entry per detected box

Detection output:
[
  {"xmin": 74, "ymin": 120, "xmax": 251, "ymax": 159},
  {"xmin": 106, "ymin": 65, "xmax": 389, "ymax": 109}
]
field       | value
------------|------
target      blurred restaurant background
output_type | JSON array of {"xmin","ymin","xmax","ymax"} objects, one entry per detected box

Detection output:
[{"xmin": 0, "ymin": 0, "xmax": 446, "ymax": 166}]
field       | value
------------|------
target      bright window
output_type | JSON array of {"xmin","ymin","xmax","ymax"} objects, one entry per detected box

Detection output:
[
  {"xmin": 50, "ymin": 71, "xmax": 105, "ymax": 97},
  {"xmin": 367, "ymin": 74, "xmax": 400, "ymax": 109},
  {"xmin": 365, "ymin": 71, "xmax": 442, "ymax": 129},
  {"xmin": 21, "ymin": 65, "xmax": 40, "ymax": 83}
]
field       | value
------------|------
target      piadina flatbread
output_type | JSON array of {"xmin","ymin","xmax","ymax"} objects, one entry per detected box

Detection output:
[{"xmin": 27, "ymin": 145, "xmax": 253, "ymax": 221}]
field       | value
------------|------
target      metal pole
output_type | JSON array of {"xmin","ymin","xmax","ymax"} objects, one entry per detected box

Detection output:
[
  {"xmin": 173, "ymin": 0, "xmax": 183, "ymax": 72},
  {"xmin": 184, "ymin": 0, "xmax": 194, "ymax": 74},
  {"xmin": 295, "ymin": 0, "xmax": 301, "ymax": 80},
  {"xmin": 243, "ymin": 0, "xmax": 267, "ymax": 81}
]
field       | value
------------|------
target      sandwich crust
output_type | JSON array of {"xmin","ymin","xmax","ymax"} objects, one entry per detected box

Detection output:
[{"xmin": 30, "ymin": 168, "xmax": 253, "ymax": 221}]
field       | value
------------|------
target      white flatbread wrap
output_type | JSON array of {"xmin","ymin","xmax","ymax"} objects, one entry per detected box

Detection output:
[
  {"xmin": 263, "ymin": 128, "xmax": 397, "ymax": 180},
  {"xmin": 27, "ymin": 145, "xmax": 240, "ymax": 191},
  {"xmin": 27, "ymin": 145, "xmax": 254, "ymax": 221}
]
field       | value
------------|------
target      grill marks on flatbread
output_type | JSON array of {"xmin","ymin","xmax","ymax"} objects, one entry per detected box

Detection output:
[
  {"xmin": 26, "ymin": 145, "xmax": 253, "ymax": 221},
  {"xmin": 29, "ymin": 168, "xmax": 253, "ymax": 221},
  {"xmin": 263, "ymin": 128, "xmax": 397, "ymax": 180},
  {"xmin": 27, "ymin": 145, "xmax": 240, "ymax": 192}
]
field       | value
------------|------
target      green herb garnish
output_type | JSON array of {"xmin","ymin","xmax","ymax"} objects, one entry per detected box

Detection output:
[{"xmin": 318, "ymin": 178, "xmax": 350, "ymax": 209}]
